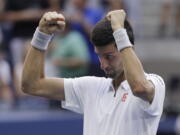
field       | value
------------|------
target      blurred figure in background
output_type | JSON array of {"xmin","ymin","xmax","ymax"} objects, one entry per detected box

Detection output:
[
  {"xmin": 52, "ymin": 21, "xmax": 90, "ymax": 78},
  {"xmin": 0, "ymin": 0, "xmax": 61, "ymax": 110},
  {"xmin": 101, "ymin": 0, "xmax": 142, "ymax": 37},
  {"xmin": 101, "ymin": 0, "xmax": 123, "ymax": 11},
  {"xmin": 0, "ymin": 0, "xmax": 60, "ymax": 66},
  {"xmin": 123, "ymin": 0, "xmax": 142, "ymax": 38},
  {"xmin": 159, "ymin": 0, "xmax": 180, "ymax": 37},
  {"xmin": 50, "ymin": 21, "xmax": 90, "ymax": 109},
  {"xmin": 13, "ymin": 41, "xmax": 50, "ymax": 110},
  {"xmin": 175, "ymin": 1, "xmax": 180, "ymax": 36},
  {"xmin": 0, "ymin": 47, "xmax": 12, "ymax": 110},
  {"xmin": 64, "ymin": 0, "xmax": 105, "ymax": 76},
  {"xmin": 0, "ymin": 0, "xmax": 4, "ymax": 11},
  {"xmin": 0, "ymin": 0, "xmax": 12, "ymax": 110}
]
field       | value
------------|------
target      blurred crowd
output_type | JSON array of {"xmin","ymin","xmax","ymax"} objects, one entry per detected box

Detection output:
[
  {"xmin": 0, "ymin": 0, "xmax": 180, "ymax": 114},
  {"xmin": 159, "ymin": 0, "xmax": 180, "ymax": 37}
]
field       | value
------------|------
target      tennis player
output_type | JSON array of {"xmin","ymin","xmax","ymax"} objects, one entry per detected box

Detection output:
[{"xmin": 22, "ymin": 10, "xmax": 165, "ymax": 135}]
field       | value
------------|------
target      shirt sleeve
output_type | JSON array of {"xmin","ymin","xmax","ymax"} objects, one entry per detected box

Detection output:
[
  {"xmin": 61, "ymin": 76, "xmax": 103, "ymax": 114},
  {"xmin": 138, "ymin": 74, "xmax": 165, "ymax": 116}
]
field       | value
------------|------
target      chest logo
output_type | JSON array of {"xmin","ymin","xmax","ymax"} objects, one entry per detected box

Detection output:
[{"xmin": 121, "ymin": 93, "xmax": 128, "ymax": 102}]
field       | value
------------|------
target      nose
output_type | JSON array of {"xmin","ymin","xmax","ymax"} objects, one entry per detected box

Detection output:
[{"xmin": 99, "ymin": 57, "xmax": 109, "ymax": 70}]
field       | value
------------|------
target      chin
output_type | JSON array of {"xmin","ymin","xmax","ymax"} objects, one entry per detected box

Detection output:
[{"xmin": 105, "ymin": 73, "xmax": 116, "ymax": 79}]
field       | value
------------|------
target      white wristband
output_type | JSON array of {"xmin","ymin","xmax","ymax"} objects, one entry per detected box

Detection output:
[
  {"xmin": 113, "ymin": 28, "xmax": 132, "ymax": 51},
  {"xmin": 31, "ymin": 27, "xmax": 54, "ymax": 51}
]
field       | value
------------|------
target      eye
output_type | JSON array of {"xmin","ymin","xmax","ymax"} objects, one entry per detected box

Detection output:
[{"xmin": 105, "ymin": 54, "xmax": 114, "ymax": 60}]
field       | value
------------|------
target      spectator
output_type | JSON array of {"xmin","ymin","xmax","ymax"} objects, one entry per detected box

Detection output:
[
  {"xmin": 13, "ymin": 41, "xmax": 50, "ymax": 110},
  {"xmin": 0, "ymin": 0, "xmax": 60, "ymax": 64},
  {"xmin": 49, "ymin": 21, "xmax": 90, "ymax": 109},
  {"xmin": 102, "ymin": 0, "xmax": 142, "ymax": 37},
  {"xmin": 0, "ymin": 0, "xmax": 4, "ymax": 43},
  {"xmin": 0, "ymin": 48, "xmax": 12, "ymax": 110},
  {"xmin": 105, "ymin": 0, "xmax": 123, "ymax": 11},
  {"xmin": 123, "ymin": 0, "xmax": 142, "ymax": 37},
  {"xmin": 51, "ymin": 21, "xmax": 90, "ymax": 78},
  {"xmin": 0, "ymin": 0, "xmax": 61, "ymax": 109},
  {"xmin": 64, "ymin": 0, "xmax": 105, "ymax": 76},
  {"xmin": 159, "ymin": 0, "xmax": 180, "ymax": 37}
]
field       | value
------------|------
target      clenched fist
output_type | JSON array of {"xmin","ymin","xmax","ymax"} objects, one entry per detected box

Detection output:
[
  {"xmin": 106, "ymin": 10, "xmax": 126, "ymax": 31},
  {"xmin": 39, "ymin": 11, "xmax": 65, "ymax": 34}
]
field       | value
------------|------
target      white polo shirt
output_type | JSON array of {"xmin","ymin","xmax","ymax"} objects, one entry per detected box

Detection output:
[{"xmin": 62, "ymin": 73, "xmax": 165, "ymax": 135}]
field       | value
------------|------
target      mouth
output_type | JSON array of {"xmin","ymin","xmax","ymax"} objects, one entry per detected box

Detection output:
[
  {"xmin": 104, "ymin": 69, "xmax": 111, "ymax": 74},
  {"xmin": 104, "ymin": 70, "xmax": 116, "ymax": 78}
]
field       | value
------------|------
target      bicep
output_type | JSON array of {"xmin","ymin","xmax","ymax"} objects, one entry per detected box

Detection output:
[
  {"xmin": 31, "ymin": 77, "xmax": 65, "ymax": 101},
  {"xmin": 141, "ymin": 80, "xmax": 155, "ymax": 103},
  {"xmin": 132, "ymin": 79, "xmax": 155, "ymax": 103},
  {"xmin": 137, "ymin": 74, "xmax": 165, "ymax": 116}
]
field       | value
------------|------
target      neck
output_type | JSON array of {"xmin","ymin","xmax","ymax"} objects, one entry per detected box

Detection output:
[{"xmin": 113, "ymin": 72, "xmax": 125, "ymax": 90}]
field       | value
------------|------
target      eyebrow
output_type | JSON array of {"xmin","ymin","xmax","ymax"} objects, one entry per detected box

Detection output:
[{"xmin": 96, "ymin": 52, "xmax": 115, "ymax": 56}]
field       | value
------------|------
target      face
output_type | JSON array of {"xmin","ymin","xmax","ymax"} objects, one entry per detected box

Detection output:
[{"xmin": 95, "ymin": 43, "xmax": 123, "ymax": 79}]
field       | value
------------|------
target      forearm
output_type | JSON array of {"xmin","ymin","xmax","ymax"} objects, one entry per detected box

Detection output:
[
  {"xmin": 22, "ymin": 46, "xmax": 65, "ymax": 100},
  {"xmin": 120, "ymin": 48, "xmax": 147, "ymax": 89},
  {"xmin": 22, "ymin": 46, "xmax": 45, "ymax": 91},
  {"xmin": 107, "ymin": 9, "xmax": 155, "ymax": 102},
  {"xmin": 21, "ymin": 12, "xmax": 66, "ymax": 100},
  {"xmin": 120, "ymin": 47, "xmax": 154, "ymax": 102}
]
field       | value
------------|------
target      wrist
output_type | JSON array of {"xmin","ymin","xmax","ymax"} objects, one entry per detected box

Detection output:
[
  {"xmin": 31, "ymin": 27, "xmax": 54, "ymax": 51},
  {"xmin": 39, "ymin": 27, "xmax": 51, "ymax": 35},
  {"xmin": 113, "ymin": 28, "xmax": 132, "ymax": 51},
  {"xmin": 113, "ymin": 26, "xmax": 124, "ymax": 31}
]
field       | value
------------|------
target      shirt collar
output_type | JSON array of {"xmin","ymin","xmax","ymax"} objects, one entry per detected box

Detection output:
[{"xmin": 109, "ymin": 79, "xmax": 129, "ymax": 91}]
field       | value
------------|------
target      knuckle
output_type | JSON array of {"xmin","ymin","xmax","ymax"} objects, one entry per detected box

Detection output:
[
  {"xmin": 52, "ymin": 12, "xmax": 57, "ymax": 17},
  {"xmin": 43, "ymin": 13, "xmax": 48, "ymax": 18},
  {"xmin": 46, "ymin": 12, "xmax": 51, "ymax": 16},
  {"xmin": 58, "ymin": 14, "xmax": 64, "ymax": 18}
]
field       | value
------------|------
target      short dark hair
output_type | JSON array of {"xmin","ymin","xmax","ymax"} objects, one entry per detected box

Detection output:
[{"xmin": 90, "ymin": 18, "xmax": 134, "ymax": 47}]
